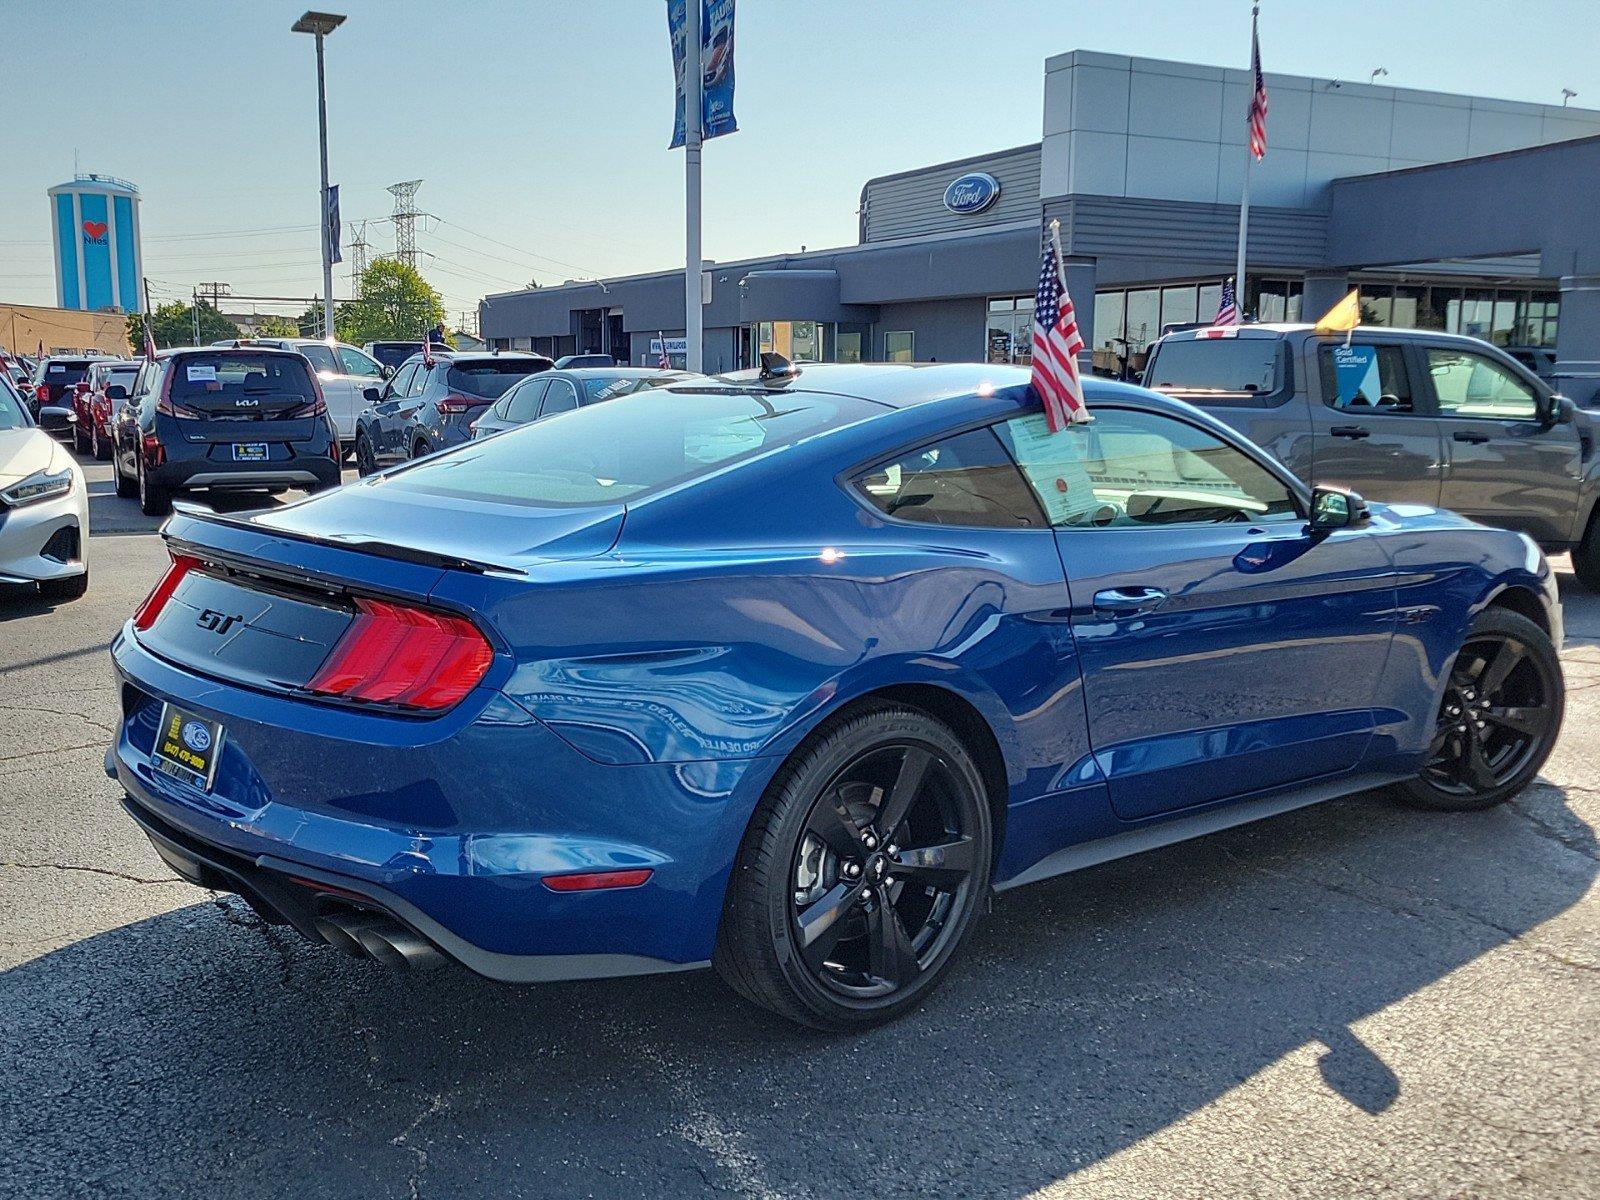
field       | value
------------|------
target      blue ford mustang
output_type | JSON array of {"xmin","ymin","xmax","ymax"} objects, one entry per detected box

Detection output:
[{"xmin": 107, "ymin": 362, "xmax": 1565, "ymax": 1029}]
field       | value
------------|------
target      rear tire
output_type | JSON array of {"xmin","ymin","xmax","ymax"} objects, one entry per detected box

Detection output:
[
  {"xmin": 355, "ymin": 433, "xmax": 377, "ymax": 477},
  {"xmin": 1571, "ymin": 514, "xmax": 1600, "ymax": 591},
  {"xmin": 1393, "ymin": 607, "xmax": 1563, "ymax": 812},
  {"xmin": 91, "ymin": 422, "xmax": 110, "ymax": 461},
  {"xmin": 72, "ymin": 419, "xmax": 87, "ymax": 455},
  {"xmin": 137, "ymin": 458, "xmax": 171, "ymax": 517},
  {"xmin": 714, "ymin": 704, "xmax": 992, "ymax": 1031},
  {"xmin": 39, "ymin": 571, "xmax": 89, "ymax": 603},
  {"xmin": 411, "ymin": 437, "xmax": 430, "ymax": 460}
]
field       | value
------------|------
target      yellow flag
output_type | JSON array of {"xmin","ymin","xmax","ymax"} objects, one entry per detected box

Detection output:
[{"xmin": 1314, "ymin": 288, "xmax": 1361, "ymax": 334}]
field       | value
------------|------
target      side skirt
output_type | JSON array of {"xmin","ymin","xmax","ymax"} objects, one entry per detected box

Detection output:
[{"xmin": 994, "ymin": 770, "xmax": 1409, "ymax": 893}]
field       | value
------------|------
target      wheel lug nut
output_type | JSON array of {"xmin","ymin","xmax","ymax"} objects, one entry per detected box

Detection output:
[
  {"xmin": 863, "ymin": 835, "xmax": 877, "ymax": 849},
  {"xmin": 887, "ymin": 844, "xmax": 898, "ymax": 856}
]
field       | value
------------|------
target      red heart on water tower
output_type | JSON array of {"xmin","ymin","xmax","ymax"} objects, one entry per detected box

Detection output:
[{"xmin": 83, "ymin": 221, "xmax": 108, "ymax": 239}]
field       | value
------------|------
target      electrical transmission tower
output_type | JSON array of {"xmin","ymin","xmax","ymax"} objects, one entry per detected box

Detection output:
[
  {"xmin": 387, "ymin": 179, "xmax": 424, "ymax": 271},
  {"xmin": 348, "ymin": 219, "xmax": 371, "ymax": 285}
]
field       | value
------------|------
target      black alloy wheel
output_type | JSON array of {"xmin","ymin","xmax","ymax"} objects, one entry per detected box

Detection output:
[
  {"xmin": 355, "ymin": 434, "xmax": 377, "ymax": 477},
  {"xmin": 716, "ymin": 706, "xmax": 992, "ymax": 1030},
  {"xmin": 1398, "ymin": 607, "xmax": 1562, "ymax": 811}
]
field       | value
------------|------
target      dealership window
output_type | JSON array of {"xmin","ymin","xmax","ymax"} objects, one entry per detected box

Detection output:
[
  {"xmin": 1093, "ymin": 292, "xmax": 1125, "ymax": 349},
  {"xmin": 836, "ymin": 323, "xmax": 870, "ymax": 363},
  {"xmin": 1356, "ymin": 283, "xmax": 1559, "ymax": 348},
  {"xmin": 1246, "ymin": 278, "xmax": 1303, "ymax": 323},
  {"xmin": 757, "ymin": 320, "xmax": 826, "ymax": 362},
  {"xmin": 883, "ymin": 331, "xmax": 914, "ymax": 362},
  {"xmin": 1160, "ymin": 285, "xmax": 1198, "ymax": 330},
  {"xmin": 1125, "ymin": 289, "xmax": 1160, "ymax": 351},
  {"xmin": 985, "ymin": 297, "xmax": 1035, "ymax": 364}
]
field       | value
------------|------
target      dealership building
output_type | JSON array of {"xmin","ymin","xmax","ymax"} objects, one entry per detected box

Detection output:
[{"xmin": 480, "ymin": 51, "xmax": 1600, "ymax": 402}]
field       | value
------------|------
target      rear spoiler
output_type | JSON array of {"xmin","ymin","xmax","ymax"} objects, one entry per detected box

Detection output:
[{"xmin": 168, "ymin": 500, "xmax": 523, "ymax": 577}]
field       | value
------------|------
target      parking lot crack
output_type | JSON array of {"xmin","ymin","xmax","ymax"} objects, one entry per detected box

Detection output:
[
  {"xmin": 0, "ymin": 860, "xmax": 178, "ymax": 886},
  {"xmin": 1504, "ymin": 799, "xmax": 1600, "ymax": 862},
  {"xmin": 0, "ymin": 701, "xmax": 116, "ymax": 737},
  {"xmin": 390, "ymin": 1091, "xmax": 451, "ymax": 1200}
]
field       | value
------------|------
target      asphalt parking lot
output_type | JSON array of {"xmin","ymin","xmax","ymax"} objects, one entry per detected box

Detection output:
[{"xmin": 1, "ymin": 450, "xmax": 1596, "ymax": 1200}]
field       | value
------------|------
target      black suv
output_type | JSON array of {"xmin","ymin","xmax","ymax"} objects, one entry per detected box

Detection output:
[
  {"xmin": 111, "ymin": 347, "xmax": 342, "ymax": 516},
  {"xmin": 352, "ymin": 351, "xmax": 552, "ymax": 472}
]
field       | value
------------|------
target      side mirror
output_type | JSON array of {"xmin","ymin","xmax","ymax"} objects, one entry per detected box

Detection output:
[
  {"xmin": 1308, "ymin": 484, "xmax": 1368, "ymax": 533},
  {"xmin": 106, "ymin": 384, "xmax": 128, "ymax": 401},
  {"xmin": 363, "ymin": 387, "xmax": 382, "ymax": 403},
  {"xmin": 1546, "ymin": 394, "xmax": 1576, "ymax": 427},
  {"xmin": 38, "ymin": 405, "xmax": 77, "ymax": 433}
]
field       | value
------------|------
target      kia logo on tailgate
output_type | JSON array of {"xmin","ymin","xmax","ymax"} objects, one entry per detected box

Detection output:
[{"xmin": 943, "ymin": 172, "xmax": 1001, "ymax": 214}]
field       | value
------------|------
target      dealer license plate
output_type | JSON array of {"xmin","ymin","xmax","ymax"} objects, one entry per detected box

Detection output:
[
  {"xmin": 151, "ymin": 703, "xmax": 225, "ymax": 791},
  {"xmin": 232, "ymin": 443, "xmax": 268, "ymax": 462}
]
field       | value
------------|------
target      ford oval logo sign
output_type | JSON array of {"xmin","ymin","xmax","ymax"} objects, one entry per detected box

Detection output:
[{"xmin": 943, "ymin": 172, "xmax": 1001, "ymax": 215}]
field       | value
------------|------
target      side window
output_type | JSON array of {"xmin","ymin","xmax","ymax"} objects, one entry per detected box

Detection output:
[
  {"xmin": 338, "ymin": 347, "xmax": 383, "ymax": 378},
  {"xmin": 404, "ymin": 364, "xmax": 431, "ymax": 398},
  {"xmin": 1427, "ymin": 349, "xmax": 1539, "ymax": 421},
  {"xmin": 1319, "ymin": 344, "xmax": 1414, "ymax": 413},
  {"xmin": 138, "ymin": 363, "xmax": 166, "ymax": 413},
  {"xmin": 387, "ymin": 364, "xmax": 417, "ymax": 399},
  {"xmin": 854, "ymin": 428, "xmax": 1046, "ymax": 529},
  {"xmin": 506, "ymin": 380, "xmax": 545, "ymax": 423},
  {"xmin": 539, "ymin": 379, "xmax": 579, "ymax": 418},
  {"xmin": 299, "ymin": 343, "xmax": 337, "ymax": 373},
  {"xmin": 997, "ymin": 409, "xmax": 1300, "ymax": 528}
]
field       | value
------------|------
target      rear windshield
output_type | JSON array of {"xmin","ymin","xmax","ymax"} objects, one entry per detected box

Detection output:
[
  {"xmin": 383, "ymin": 387, "xmax": 878, "ymax": 507},
  {"xmin": 1145, "ymin": 338, "xmax": 1283, "ymax": 398},
  {"xmin": 170, "ymin": 353, "xmax": 315, "ymax": 399},
  {"xmin": 43, "ymin": 361, "xmax": 92, "ymax": 384},
  {"xmin": 447, "ymin": 359, "xmax": 548, "ymax": 400},
  {"xmin": 582, "ymin": 374, "xmax": 678, "ymax": 403}
]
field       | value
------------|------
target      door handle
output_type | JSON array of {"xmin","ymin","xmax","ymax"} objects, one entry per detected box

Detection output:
[
  {"xmin": 1093, "ymin": 586, "xmax": 1169, "ymax": 615},
  {"xmin": 1453, "ymin": 430, "xmax": 1491, "ymax": 444},
  {"xmin": 1329, "ymin": 425, "xmax": 1371, "ymax": 439}
]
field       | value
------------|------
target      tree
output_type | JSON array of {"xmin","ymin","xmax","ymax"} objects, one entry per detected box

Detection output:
[
  {"xmin": 249, "ymin": 315, "xmax": 300, "ymax": 338},
  {"xmin": 336, "ymin": 259, "xmax": 446, "ymax": 346},
  {"xmin": 128, "ymin": 301, "xmax": 239, "ymax": 350}
]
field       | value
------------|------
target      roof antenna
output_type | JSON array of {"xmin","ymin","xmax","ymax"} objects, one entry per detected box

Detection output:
[{"xmin": 758, "ymin": 352, "xmax": 800, "ymax": 382}]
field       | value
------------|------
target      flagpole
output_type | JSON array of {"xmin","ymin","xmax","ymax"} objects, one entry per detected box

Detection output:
[
  {"xmin": 1233, "ymin": 2, "xmax": 1258, "ymax": 318},
  {"xmin": 683, "ymin": 0, "xmax": 703, "ymax": 375}
]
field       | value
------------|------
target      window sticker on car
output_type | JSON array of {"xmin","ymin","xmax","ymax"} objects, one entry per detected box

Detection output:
[
  {"xmin": 1003, "ymin": 413, "xmax": 1099, "ymax": 525},
  {"xmin": 1330, "ymin": 344, "xmax": 1381, "ymax": 408},
  {"xmin": 187, "ymin": 364, "xmax": 218, "ymax": 383}
]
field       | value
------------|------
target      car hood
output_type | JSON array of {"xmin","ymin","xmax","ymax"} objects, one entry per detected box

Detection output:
[
  {"xmin": 0, "ymin": 427, "xmax": 62, "ymax": 486},
  {"xmin": 247, "ymin": 475, "xmax": 626, "ymax": 567}
]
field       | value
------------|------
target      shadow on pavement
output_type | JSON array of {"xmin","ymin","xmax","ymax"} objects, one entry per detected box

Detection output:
[{"xmin": 1, "ymin": 782, "xmax": 1593, "ymax": 1198}]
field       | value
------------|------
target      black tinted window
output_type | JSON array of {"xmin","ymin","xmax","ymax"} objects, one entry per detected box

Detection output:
[
  {"xmin": 540, "ymin": 380, "xmax": 579, "ymax": 417},
  {"xmin": 1145, "ymin": 338, "xmax": 1283, "ymax": 397},
  {"xmin": 504, "ymin": 380, "xmax": 543, "ymax": 423},
  {"xmin": 446, "ymin": 359, "xmax": 548, "ymax": 399},
  {"xmin": 170, "ymin": 354, "xmax": 314, "ymax": 399},
  {"xmin": 856, "ymin": 429, "xmax": 1046, "ymax": 529}
]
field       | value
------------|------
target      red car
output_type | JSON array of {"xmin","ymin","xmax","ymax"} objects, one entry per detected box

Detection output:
[{"xmin": 75, "ymin": 360, "xmax": 140, "ymax": 460}]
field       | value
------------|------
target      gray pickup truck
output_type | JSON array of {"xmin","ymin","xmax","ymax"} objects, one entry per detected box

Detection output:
[{"xmin": 1143, "ymin": 324, "xmax": 1600, "ymax": 588}]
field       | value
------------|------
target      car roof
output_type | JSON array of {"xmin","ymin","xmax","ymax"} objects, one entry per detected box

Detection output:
[
  {"xmin": 395, "ymin": 350, "xmax": 553, "ymax": 367},
  {"xmin": 553, "ymin": 367, "xmax": 688, "ymax": 379},
  {"xmin": 1157, "ymin": 323, "xmax": 1516, "ymax": 350},
  {"xmin": 157, "ymin": 345, "xmax": 308, "ymax": 359}
]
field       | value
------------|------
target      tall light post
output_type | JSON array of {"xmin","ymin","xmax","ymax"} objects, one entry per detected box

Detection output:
[
  {"xmin": 292, "ymin": 11, "xmax": 345, "ymax": 342},
  {"xmin": 683, "ymin": 0, "xmax": 703, "ymax": 374}
]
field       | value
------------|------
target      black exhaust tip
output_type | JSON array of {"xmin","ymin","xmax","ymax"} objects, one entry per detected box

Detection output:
[{"xmin": 315, "ymin": 908, "xmax": 446, "ymax": 971}]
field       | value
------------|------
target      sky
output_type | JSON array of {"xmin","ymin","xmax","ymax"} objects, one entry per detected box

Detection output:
[{"xmin": 3, "ymin": 0, "xmax": 1597, "ymax": 322}]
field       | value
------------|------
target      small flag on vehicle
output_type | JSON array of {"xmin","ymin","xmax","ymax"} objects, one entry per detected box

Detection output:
[
  {"xmin": 1247, "ymin": 8, "xmax": 1268, "ymax": 161},
  {"xmin": 421, "ymin": 327, "xmax": 435, "ymax": 368},
  {"xmin": 142, "ymin": 313, "xmax": 158, "ymax": 363},
  {"xmin": 1314, "ymin": 288, "xmax": 1362, "ymax": 337},
  {"xmin": 657, "ymin": 332, "xmax": 671, "ymax": 370},
  {"xmin": 1030, "ymin": 220, "xmax": 1090, "ymax": 432},
  {"xmin": 1214, "ymin": 277, "xmax": 1239, "ymax": 326}
]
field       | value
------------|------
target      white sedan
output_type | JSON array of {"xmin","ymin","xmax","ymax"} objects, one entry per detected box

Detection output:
[{"xmin": 0, "ymin": 375, "xmax": 88, "ymax": 602}]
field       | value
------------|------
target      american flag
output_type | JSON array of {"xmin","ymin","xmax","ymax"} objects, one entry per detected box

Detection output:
[
  {"xmin": 1214, "ymin": 277, "xmax": 1239, "ymax": 325},
  {"xmin": 1247, "ymin": 9, "xmax": 1268, "ymax": 160},
  {"xmin": 142, "ymin": 312, "xmax": 158, "ymax": 362},
  {"xmin": 421, "ymin": 327, "xmax": 435, "ymax": 369},
  {"xmin": 1030, "ymin": 226, "xmax": 1089, "ymax": 431},
  {"xmin": 657, "ymin": 332, "xmax": 670, "ymax": 370}
]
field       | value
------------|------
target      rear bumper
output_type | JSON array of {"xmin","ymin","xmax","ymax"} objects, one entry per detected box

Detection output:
[
  {"xmin": 107, "ymin": 628, "xmax": 778, "ymax": 979},
  {"xmin": 151, "ymin": 455, "xmax": 341, "ymax": 492}
]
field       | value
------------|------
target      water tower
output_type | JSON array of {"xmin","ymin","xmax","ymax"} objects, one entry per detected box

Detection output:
[{"xmin": 48, "ymin": 174, "xmax": 143, "ymax": 313}]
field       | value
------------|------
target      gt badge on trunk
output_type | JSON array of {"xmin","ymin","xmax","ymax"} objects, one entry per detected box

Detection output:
[{"xmin": 152, "ymin": 703, "xmax": 225, "ymax": 791}]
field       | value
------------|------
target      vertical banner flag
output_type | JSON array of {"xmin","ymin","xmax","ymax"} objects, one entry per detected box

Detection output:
[
  {"xmin": 1031, "ymin": 221, "xmax": 1090, "ymax": 432},
  {"xmin": 669, "ymin": 0, "xmax": 738, "ymax": 148},
  {"xmin": 325, "ymin": 183, "xmax": 342, "ymax": 266}
]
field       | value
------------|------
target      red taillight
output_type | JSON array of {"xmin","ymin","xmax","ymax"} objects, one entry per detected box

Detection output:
[
  {"xmin": 34, "ymin": 383, "xmax": 49, "ymax": 402},
  {"xmin": 133, "ymin": 554, "xmax": 200, "ymax": 631},
  {"xmin": 288, "ymin": 396, "xmax": 328, "ymax": 418},
  {"xmin": 542, "ymin": 869, "xmax": 653, "ymax": 892},
  {"xmin": 436, "ymin": 393, "xmax": 478, "ymax": 415},
  {"xmin": 142, "ymin": 432, "xmax": 165, "ymax": 466},
  {"xmin": 155, "ymin": 395, "xmax": 205, "ymax": 419},
  {"xmin": 307, "ymin": 597, "xmax": 493, "ymax": 711}
]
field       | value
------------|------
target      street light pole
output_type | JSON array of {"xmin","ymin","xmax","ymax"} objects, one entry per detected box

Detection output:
[{"xmin": 293, "ymin": 11, "xmax": 346, "ymax": 342}]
